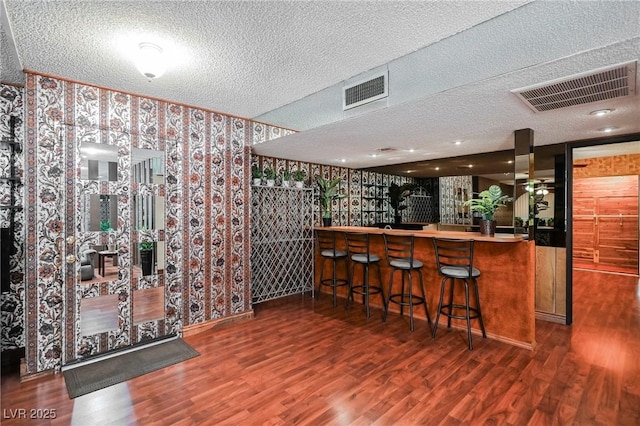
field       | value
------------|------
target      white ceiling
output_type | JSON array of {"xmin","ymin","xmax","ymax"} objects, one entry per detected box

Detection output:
[{"xmin": 2, "ymin": 1, "xmax": 639, "ymax": 174}]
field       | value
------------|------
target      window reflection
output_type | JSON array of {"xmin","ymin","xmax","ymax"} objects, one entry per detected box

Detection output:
[
  {"xmin": 132, "ymin": 147, "xmax": 164, "ymax": 184},
  {"xmin": 80, "ymin": 141, "xmax": 118, "ymax": 181},
  {"xmin": 82, "ymin": 194, "xmax": 118, "ymax": 232}
]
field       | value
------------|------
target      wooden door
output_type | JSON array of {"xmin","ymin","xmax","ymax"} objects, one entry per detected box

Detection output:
[{"xmin": 573, "ymin": 176, "xmax": 639, "ymax": 274}]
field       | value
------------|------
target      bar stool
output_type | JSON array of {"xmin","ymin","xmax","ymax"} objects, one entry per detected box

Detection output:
[
  {"xmin": 382, "ymin": 233, "xmax": 431, "ymax": 332},
  {"xmin": 345, "ymin": 232, "xmax": 385, "ymax": 318},
  {"xmin": 315, "ymin": 230, "xmax": 349, "ymax": 307},
  {"xmin": 432, "ymin": 238, "xmax": 486, "ymax": 350}
]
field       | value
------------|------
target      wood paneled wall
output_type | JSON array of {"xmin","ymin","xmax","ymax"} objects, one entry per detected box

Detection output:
[{"xmin": 573, "ymin": 175, "xmax": 638, "ymax": 274}]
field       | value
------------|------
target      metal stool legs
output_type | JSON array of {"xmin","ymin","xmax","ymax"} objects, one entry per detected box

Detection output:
[
  {"xmin": 318, "ymin": 255, "xmax": 348, "ymax": 307},
  {"xmin": 346, "ymin": 260, "xmax": 384, "ymax": 318},
  {"xmin": 432, "ymin": 276, "xmax": 486, "ymax": 350},
  {"xmin": 383, "ymin": 267, "xmax": 430, "ymax": 331}
]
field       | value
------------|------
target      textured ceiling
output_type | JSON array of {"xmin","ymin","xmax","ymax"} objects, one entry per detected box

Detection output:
[{"xmin": 2, "ymin": 0, "xmax": 640, "ymax": 176}]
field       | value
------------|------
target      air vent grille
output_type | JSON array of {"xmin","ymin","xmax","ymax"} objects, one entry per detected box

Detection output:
[
  {"xmin": 512, "ymin": 61, "xmax": 636, "ymax": 112},
  {"xmin": 343, "ymin": 72, "xmax": 388, "ymax": 110}
]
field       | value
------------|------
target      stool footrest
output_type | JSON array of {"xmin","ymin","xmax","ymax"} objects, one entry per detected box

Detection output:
[
  {"xmin": 388, "ymin": 293, "xmax": 426, "ymax": 306},
  {"xmin": 439, "ymin": 304, "xmax": 482, "ymax": 321},
  {"xmin": 350, "ymin": 285, "xmax": 383, "ymax": 296},
  {"xmin": 319, "ymin": 278, "xmax": 349, "ymax": 287}
]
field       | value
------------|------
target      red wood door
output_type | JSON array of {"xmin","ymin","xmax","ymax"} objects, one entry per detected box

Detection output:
[{"xmin": 573, "ymin": 176, "xmax": 639, "ymax": 274}]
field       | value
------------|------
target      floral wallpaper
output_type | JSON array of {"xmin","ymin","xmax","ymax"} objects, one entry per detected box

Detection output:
[
  {"xmin": 0, "ymin": 84, "xmax": 25, "ymax": 352},
  {"xmin": 7, "ymin": 71, "xmax": 420, "ymax": 375},
  {"xmin": 251, "ymin": 155, "xmax": 417, "ymax": 226},
  {"xmin": 17, "ymin": 73, "xmax": 255, "ymax": 374}
]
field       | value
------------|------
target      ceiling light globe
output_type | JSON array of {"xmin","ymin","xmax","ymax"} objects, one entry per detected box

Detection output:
[{"xmin": 136, "ymin": 42, "xmax": 166, "ymax": 80}]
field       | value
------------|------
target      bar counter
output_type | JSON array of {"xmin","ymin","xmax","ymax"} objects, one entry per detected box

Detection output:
[{"xmin": 315, "ymin": 226, "xmax": 536, "ymax": 349}]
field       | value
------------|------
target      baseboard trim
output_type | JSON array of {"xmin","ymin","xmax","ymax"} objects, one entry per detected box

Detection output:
[
  {"xmin": 535, "ymin": 311, "xmax": 567, "ymax": 324},
  {"xmin": 443, "ymin": 323, "xmax": 536, "ymax": 351},
  {"xmin": 20, "ymin": 358, "xmax": 56, "ymax": 382},
  {"xmin": 182, "ymin": 310, "xmax": 254, "ymax": 337}
]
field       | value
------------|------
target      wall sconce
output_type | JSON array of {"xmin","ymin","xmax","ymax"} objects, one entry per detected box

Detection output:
[{"xmin": 135, "ymin": 42, "xmax": 166, "ymax": 80}]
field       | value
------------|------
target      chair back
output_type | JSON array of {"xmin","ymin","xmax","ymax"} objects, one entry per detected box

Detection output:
[
  {"xmin": 383, "ymin": 233, "xmax": 416, "ymax": 268},
  {"xmin": 345, "ymin": 232, "xmax": 375, "ymax": 262},
  {"xmin": 315, "ymin": 229, "xmax": 344, "ymax": 257},
  {"xmin": 432, "ymin": 238, "xmax": 475, "ymax": 277}
]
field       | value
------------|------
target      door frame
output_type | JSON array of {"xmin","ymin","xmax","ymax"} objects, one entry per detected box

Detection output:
[{"xmin": 565, "ymin": 132, "xmax": 640, "ymax": 326}]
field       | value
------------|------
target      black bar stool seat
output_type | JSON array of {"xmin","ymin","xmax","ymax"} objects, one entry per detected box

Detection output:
[
  {"xmin": 383, "ymin": 234, "xmax": 431, "ymax": 332},
  {"xmin": 315, "ymin": 230, "xmax": 349, "ymax": 307},
  {"xmin": 432, "ymin": 238, "xmax": 486, "ymax": 350}
]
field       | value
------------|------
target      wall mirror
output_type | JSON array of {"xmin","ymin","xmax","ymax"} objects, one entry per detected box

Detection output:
[
  {"xmin": 132, "ymin": 147, "xmax": 164, "ymax": 184},
  {"xmin": 134, "ymin": 241, "xmax": 164, "ymax": 277},
  {"xmin": 81, "ymin": 194, "xmax": 118, "ymax": 232},
  {"xmin": 80, "ymin": 141, "xmax": 118, "ymax": 181},
  {"xmin": 133, "ymin": 195, "xmax": 165, "ymax": 231}
]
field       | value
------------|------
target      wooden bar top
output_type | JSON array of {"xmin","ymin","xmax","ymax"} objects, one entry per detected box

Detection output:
[{"xmin": 323, "ymin": 226, "xmax": 525, "ymax": 243}]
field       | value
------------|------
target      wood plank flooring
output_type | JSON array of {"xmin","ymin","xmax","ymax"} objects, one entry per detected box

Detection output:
[{"xmin": 2, "ymin": 269, "xmax": 639, "ymax": 425}]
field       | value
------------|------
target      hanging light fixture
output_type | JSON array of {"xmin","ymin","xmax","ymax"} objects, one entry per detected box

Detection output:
[
  {"xmin": 535, "ymin": 179, "xmax": 549, "ymax": 195},
  {"xmin": 135, "ymin": 42, "xmax": 166, "ymax": 80}
]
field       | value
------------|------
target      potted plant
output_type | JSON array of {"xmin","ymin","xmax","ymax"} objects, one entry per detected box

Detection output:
[
  {"xmin": 139, "ymin": 241, "xmax": 154, "ymax": 276},
  {"xmin": 388, "ymin": 183, "xmax": 417, "ymax": 224},
  {"xmin": 263, "ymin": 167, "xmax": 276, "ymax": 187},
  {"xmin": 464, "ymin": 185, "xmax": 513, "ymax": 236},
  {"xmin": 292, "ymin": 170, "xmax": 306, "ymax": 188},
  {"xmin": 316, "ymin": 176, "xmax": 346, "ymax": 226},
  {"xmin": 251, "ymin": 166, "xmax": 263, "ymax": 186},
  {"xmin": 281, "ymin": 170, "xmax": 291, "ymax": 187}
]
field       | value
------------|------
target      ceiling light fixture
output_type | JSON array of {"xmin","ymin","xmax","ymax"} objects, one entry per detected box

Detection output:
[
  {"xmin": 599, "ymin": 126, "xmax": 617, "ymax": 133},
  {"xmin": 136, "ymin": 42, "xmax": 166, "ymax": 80},
  {"xmin": 340, "ymin": 158, "xmax": 346, "ymax": 163},
  {"xmin": 590, "ymin": 108, "xmax": 613, "ymax": 116},
  {"xmin": 454, "ymin": 140, "xmax": 463, "ymax": 145}
]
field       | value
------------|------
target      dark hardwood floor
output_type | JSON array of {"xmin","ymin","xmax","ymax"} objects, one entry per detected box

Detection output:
[{"xmin": 2, "ymin": 269, "xmax": 639, "ymax": 425}]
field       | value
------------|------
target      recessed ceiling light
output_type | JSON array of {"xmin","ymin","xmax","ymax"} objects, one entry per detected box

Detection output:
[
  {"xmin": 507, "ymin": 160, "xmax": 513, "ymax": 164},
  {"xmin": 339, "ymin": 158, "xmax": 346, "ymax": 163},
  {"xmin": 599, "ymin": 126, "xmax": 618, "ymax": 133},
  {"xmin": 590, "ymin": 109, "xmax": 613, "ymax": 116},
  {"xmin": 435, "ymin": 166, "xmax": 440, "ymax": 171},
  {"xmin": 408, "ymin": 148, "xmax": 415, "ymax": 153},
  {"xmin": 468, "ymin": 164, "xmax": 473, "ymax": 168},
  {"xmin": 454, "ymin": 140, "xmax": 463, "ymax": 145},
  {"xmin": 370, "ymin": 153, "xmax": 379, "ymax": 158}
]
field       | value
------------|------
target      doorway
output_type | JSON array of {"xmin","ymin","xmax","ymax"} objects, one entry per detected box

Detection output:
[{"xmin": 566, "ymin": 136, "xmax": 640, "ymax": 325}]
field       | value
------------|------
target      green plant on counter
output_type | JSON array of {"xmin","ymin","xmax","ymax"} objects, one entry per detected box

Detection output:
[
  {"xmin": 292, "ymin": 169, "xmax": 306, "ymax": 182},
  {"xmin": 251, "ymin": 166, "xmax": 263, "ymax": 179},
  {"xmin": 388, "ymin": 183, "xmax": 417, "ymax": 222},
  {"xmin": 464, "ymin": 185, "xmax": 512, "ymax": 220},
  {"xmin": 316, "ymin": 176, "xmax": 346, "ymax": 218},
  {"xmin": 263, "ymin": 167, "xmax": 276, "ymax": 180}
]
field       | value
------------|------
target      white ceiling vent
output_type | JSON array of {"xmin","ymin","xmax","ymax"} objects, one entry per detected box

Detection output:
[
  {"xmin": 343, "ymin": 71, "xmax": 388, "ymax": 110},
  {"xmin": 512, "ymin": 61, "xmax": 637, "ymax": 113}
]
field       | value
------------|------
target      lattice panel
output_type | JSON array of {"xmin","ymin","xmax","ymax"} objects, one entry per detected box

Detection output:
[{"xmin": 250, "ymin": 186, "xmax": 314, "ymax": 303}]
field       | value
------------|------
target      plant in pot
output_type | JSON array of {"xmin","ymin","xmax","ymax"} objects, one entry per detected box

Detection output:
[
  {"xmin": 316, "ymin": 176, "xmax": 346, "ymax": 226},
  {"xmin": 281, "ymin": 170, "xmax": 291, "ymax": 187},
  {"xmin": 464, "ymin": 185, "xmax": 513, "ymax": 236},
  {"xmin": 251, "ymin": 166, "xmax": 263, "ymax": 186},
  {"xmin": 263, "ymin": 167, "xmax": 276, "ymax": 187},
  {"xmin": 139, "ymin": 241, "xmax": 154, "ymax": 276},
  {"xmin": 292, "ymin": 170, "xmax": 306, "ymax": 188},
  {"xmin": 388, "ymin": 183, "xmax": 417, "ymax": 224}
]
